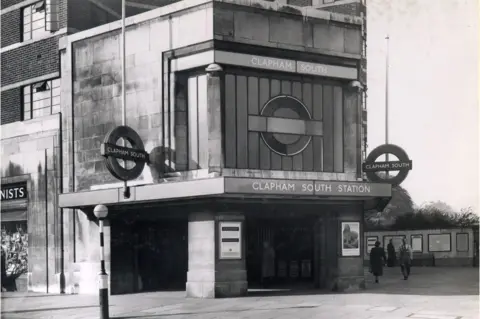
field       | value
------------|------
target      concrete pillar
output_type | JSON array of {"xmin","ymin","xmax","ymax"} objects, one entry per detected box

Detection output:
[
  {"xmin": 334, "ymin": 204, "xmax": 366, "ymax": 292},
  {"xmin": 186, "ymin": 211, "xmax": 216, "ymax": 298},
  {"xmin": 205, "ymin": 64, "xmax": 224, "ymax": 173},
  {"xmin": 186, "ymin": 211, "xmax": 247, "ymax": 298},
  {"xmin": 72, "ymin": 210, "xmax": 111, "ymax": 295}
]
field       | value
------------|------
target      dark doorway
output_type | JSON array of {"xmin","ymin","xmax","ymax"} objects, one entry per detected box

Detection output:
[
  {"xmin": 111, "ymin": 218, "xmax": 188, "ymax": 294},
  {"xmin": 246, "ymin": 216, "xmax": 315, "ymax": 289}
]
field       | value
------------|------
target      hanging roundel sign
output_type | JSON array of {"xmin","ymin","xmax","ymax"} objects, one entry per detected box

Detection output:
[
  {"xmin": 100, "ymin": 126, "xmax": 149, "ymax": 181},
  {"xmin": 256, "ymin": 95, "xmax": 323, "ymax": 156},
  {"xmin": 362, "ymin": 144, "xmax": 412, "ymax": 186}
]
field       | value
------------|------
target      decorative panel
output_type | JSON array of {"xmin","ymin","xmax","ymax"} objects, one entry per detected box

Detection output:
[{"xmin": 224, "ymin": 71, "xmax": 345, "ymax": 172}]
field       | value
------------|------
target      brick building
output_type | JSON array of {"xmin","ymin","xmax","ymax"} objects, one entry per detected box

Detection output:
[
  {"xmin": 1, "ymin": 0, "xmax": 375, "ymax": 297},
  {"xmin": 0, "ymin": 0, "xmax": 182, "ymax": 293}
]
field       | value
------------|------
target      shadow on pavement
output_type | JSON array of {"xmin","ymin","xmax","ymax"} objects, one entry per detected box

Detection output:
[
  {"xmin": 241, "ymin": 267, "xmax": 479, "ymax": 298},
  {"xmin": 1, "ymin": 305, "xmax": 97, "ymax": 315},
  {"xmin": 114, "ymin": 305, "xmax": 319, "ymax": 319},
  {"xmin": 1, "ymin": 293, "xmax": 69, "ymax": 299},
  {"xmin": 361, "ymin": 266, "xmax": 479, "ymax": 296}
]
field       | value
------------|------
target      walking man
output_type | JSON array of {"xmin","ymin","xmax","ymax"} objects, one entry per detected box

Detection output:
[{"xmin": 399, "ymin": 238, "xmax": 413, "ymax": 280}]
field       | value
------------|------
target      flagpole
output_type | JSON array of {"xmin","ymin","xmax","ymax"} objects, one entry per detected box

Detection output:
[
  {"xmin": 121, "ymin": 0, "xmax": 128, "ymax": 196},
  {"xmin": 385, "ymin": 35, "xmax": 390, "ymax": 178}
]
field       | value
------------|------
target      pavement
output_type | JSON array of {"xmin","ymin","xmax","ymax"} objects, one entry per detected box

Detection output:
[{"xmin": 1, "ymin": 267, "xmax": 479, "ymax": 319}]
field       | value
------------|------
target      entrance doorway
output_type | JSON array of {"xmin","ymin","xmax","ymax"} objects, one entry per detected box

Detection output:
[
  {"xmin": 111, "ymin": 218, "xmax": 188, "ymax": 294},
  {"xmin": 246, "ymin": 216, "xmax": 315, "ymax": 289}
]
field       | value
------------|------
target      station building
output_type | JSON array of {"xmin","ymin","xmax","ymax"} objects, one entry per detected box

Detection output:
[{"xmin": 1, "ymin": 0, "xmax": 389, "ymax": 298}]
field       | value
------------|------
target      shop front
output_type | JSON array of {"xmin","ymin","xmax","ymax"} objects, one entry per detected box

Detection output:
[{"xmin": 1, "ymin": 114, "xmax": 62, "ymax": 293}]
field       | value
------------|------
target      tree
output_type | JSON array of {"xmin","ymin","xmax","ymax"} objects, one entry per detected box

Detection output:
[
  {"xmin": 389, "ymin": 206, "xmax": 478, "ymax": 230},
  {"xmin": 421, "ymin": 201, "xmax": 455, "ymax": 214},
  {"xmin": 364, "ymin": 182, "xmax": 415, "ymax": 230}
]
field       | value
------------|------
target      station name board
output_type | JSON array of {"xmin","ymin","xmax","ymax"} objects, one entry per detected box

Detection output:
[
  {"xmin": 224, "ymin": 178, "xmax": 391, "ymax": 197},
  {"xmin": 101, "ymin": 143, "xmax": 149, "ymax": 163},
  {"xmin": 215, "ymin": 51, "xmax": 358, "ymax": 80},
  {"xmin": 1, "ymin": 183, "xmax": 27, "ymax": 201}
]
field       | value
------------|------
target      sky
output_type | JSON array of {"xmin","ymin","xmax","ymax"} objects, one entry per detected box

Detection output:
[{"xmin": 366, "ymin": 0, "xmax": 479, "ymax": 212}]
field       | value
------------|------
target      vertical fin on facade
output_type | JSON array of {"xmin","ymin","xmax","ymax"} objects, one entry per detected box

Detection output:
[{"xmin": 46, "ymin": 0, "xmax": 60, "ymax": 32}]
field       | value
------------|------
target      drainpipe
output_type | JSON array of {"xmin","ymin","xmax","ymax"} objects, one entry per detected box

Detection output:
[{"xmin": 59, "ymin": 112, "xmax": 65, "ymax": 294}]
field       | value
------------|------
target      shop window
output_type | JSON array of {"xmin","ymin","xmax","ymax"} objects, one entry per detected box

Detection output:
[
  {"xmin": 428, "ymin": 233, "xmax": 451, "ymax": 252},
  {"xmin": 23, "ymin": 79, "xmax": 61, "ymax": 120},
  {"xmin": 456, "ymin": 233, "xmax": 469, "ymax": 252},
  {"xmin": 1, "ymin": 219, "xmax": 28, "ymax": 280},
  {"xmin": 410, "ymin": 234, "xmax": 423, "ymax": 253}
]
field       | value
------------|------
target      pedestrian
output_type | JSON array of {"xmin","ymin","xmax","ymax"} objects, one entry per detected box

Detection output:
[
  {"xmin": 369, "ymin": 241, "xmax": 386, "ymax": 283},
  {"xmin": 261, "ymin": 241, "xmax": 275, "ymax": 287},
  {"xmin": 387, "ymin": 239, "xmax": 396, "ymax": 267},
  {"xmin": 399, "ymin": 238, "xmax": 413, "ymax": 280}
]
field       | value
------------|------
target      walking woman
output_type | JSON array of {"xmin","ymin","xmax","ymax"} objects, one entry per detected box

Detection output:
[{"xmin": 369, "ymin": 241, "xmax": 387, "ymax": 283}]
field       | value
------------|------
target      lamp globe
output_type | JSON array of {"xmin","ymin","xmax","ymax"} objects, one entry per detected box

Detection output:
[{"xmin": 94, "ymin": 205, "xmax": 108, "ymax": 219}]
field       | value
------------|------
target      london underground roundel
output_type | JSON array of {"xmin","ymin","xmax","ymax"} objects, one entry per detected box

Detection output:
[{"xmin": 258, "ymin": 95, "xmax": 322, "ymax": 156}]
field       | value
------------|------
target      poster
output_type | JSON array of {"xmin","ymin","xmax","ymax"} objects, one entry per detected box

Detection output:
[
  {"xmin": 219, "ymin": 221, "xmax": 242, "ymax": 259},
  {"xmin": 341, "ymin": 222, "xmax": 360, "ymax": 256},
  {"xmin": 411, "ymin": 235, "xmax": 423, "ymax": 252}
]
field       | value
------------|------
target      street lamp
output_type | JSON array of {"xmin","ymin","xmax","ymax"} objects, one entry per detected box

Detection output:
[{"xmin": 93, "ymin": 205, "xmax": 109, "ymax": 319}]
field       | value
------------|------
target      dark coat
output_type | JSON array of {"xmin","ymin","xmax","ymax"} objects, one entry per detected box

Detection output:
[{"xmin": 370, "ymin": 247, "xmax": 386, "ymax": 276}]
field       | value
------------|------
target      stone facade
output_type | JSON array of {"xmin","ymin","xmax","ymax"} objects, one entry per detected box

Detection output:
[
  {"xmin": 0, "ymin": 114, "xmax": 63, "ymax": 293},
  {"xmin": 2, "ymin": 0, "xmax": 370, "ymax": 296}
]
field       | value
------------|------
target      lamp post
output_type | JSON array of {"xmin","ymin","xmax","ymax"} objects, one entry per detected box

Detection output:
[{"xmin": 94, "ymin": 205, "xmax": 109, "ymax": 319}]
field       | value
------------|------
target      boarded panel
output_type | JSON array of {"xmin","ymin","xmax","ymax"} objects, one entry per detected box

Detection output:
[
  {"xmin": 322, "ymin": 85, "xmax": 334, "ymax": 172},
  {"xmin": 225, "ymin": 74, "xmax": 237, "ymax": 167},
  {"xmin": 248, "ymin": 77, "xmax": 259, "ymax": 168},
  {"xmin": 281, "ymin": 80, "xmax": 293, "ymax": 171},
  {"xmin": 291, "ymin": 81, "xmax": 303, "ymax": 171},
  {"xmin": 258, "ymin": 77, "xmax": 271, "ymax": 169},
  {"xmin": 312, "ymin": 83, "xmax": 323, "ymax": 171},
  {"xmin": 187, "ymin": 77, "xmax": 198, "ymax": 169},
  {"xmin": 236, "ymin": 76, "xmax": 248, "ymax": 169},
  {"xmin": 333, "ymin": 86, "xmax": 343, "ymax": 173},
  {"xmin": 270, "ymin": 79, "xmax": 282, "ymax": 170},
  {"xmin": 302, "ymin": 82, "xmax": 314, "ymax": 171}
]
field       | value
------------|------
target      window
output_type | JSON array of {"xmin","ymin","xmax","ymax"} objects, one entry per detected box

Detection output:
[
  {"xmin": 23, "ymin": 79, "xmax": 61, "ymax": 120},
  {"xmin": 187, "ymin": 74, "xmax": 208, "ymax": 170},
  {"xmin": 323, "ymin": 0, "xmax": 335, "ymax": 3},
  {"xmin": 410, "ymin": 234, "xmax": 423, "ymax": 252},
  {"xmin": 428, "ymin": 234, "xmax": 451, "ymax": 252},
  {"xmin": 456, "ymin": 233, "xmax": 469, "ymax": 252},
  {"xmin": 22, "ymin": 1, "xmax": 47, "ymax": 42}
]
